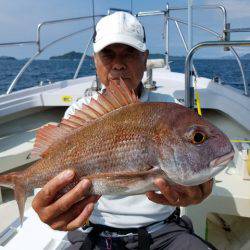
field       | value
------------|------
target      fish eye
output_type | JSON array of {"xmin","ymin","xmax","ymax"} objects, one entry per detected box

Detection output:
[{"xmin": 192, "ymin": 131, "xmax": 207, "ymax": 144}]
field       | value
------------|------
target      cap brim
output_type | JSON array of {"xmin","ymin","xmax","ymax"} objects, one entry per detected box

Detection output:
[{"xmin": 93, "ymin": 34, "xmax": 146, "ymax": 53}]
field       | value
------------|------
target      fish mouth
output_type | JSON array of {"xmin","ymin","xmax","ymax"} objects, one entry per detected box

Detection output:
[
  {"xmin": 174, "ymin": 150, "xmax": 234, "ymax": 187},
  {"xmin": 209, "ymin": 151, "xmax": 234, "ymax": 169},
  {"xmin": 207, "ymin": 150, "xmax": 234, "ymax": 178}
]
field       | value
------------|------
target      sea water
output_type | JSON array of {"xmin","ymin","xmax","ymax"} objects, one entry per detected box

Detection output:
[{"xmin": 0, "ymin": 58, "xmax": 249, "ymax": 95}]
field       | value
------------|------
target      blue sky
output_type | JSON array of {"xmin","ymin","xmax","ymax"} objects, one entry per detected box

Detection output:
[{"xmin": 1, "ymin": 0, "xmax": 250, "ymax": 59}]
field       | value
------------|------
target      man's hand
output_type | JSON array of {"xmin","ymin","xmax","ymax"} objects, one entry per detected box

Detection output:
[
  {"xmin": 146, "ymin": 178, "xmax": 213, "ymax": 207},
  {"xmin": 32, "ymin": 170, "xmax": 100, "ymax": 231}
]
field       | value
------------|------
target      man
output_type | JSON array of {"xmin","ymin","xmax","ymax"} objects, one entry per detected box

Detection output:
[{"xmin": 32, "ymin": 12, "xmax": 215, "ymax": 249}]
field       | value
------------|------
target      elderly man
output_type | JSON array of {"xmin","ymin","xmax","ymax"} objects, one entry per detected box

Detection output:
[{"xmin": 32, "ymin": 12, "xmax": 215, "ymax": 250}]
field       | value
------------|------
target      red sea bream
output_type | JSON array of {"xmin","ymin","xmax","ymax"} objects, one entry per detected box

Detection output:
[{"xmin": 0, "ymin": 79, "xmax": 234, "ymax": 223}]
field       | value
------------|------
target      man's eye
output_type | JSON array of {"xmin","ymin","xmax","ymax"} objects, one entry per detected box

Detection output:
[
  {"xmin": 100, "ymin": 53, "xmax": 114, "ymax": 61},
  {"xmin": 125, "ymin": 51, "xmax": 135, "ymax": 58},
  {"xmin": 102, "ymin": 53, "xmax": 112, "ymax": 58}
]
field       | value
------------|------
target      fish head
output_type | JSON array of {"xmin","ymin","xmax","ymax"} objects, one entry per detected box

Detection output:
[{"xmin": 158, "ymin": 105, "xmax": 234, "ymax": 186}]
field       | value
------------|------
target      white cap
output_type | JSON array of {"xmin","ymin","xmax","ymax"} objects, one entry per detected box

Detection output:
[{"xmin": 93, "ymin": 12, "xmax": 146, "ymax": 53}]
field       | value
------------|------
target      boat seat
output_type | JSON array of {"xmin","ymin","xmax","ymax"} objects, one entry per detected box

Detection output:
[
  {"xmin": 0, "ymin": 130, "xmax": 37, "ymax": 175},
  {"xmin": 146, "ymin": 59, "xmax": 165, "ymax": 69},
  {"xmin": 0, "ymin": 130, "xmax": 38, "ymax": 203}
]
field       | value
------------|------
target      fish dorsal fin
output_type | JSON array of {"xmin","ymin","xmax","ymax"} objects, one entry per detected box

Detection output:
[
  {"xmin": 31, "ymin": 78, "xmax": 139, "ymax": 158},
  {"xmin": 64, "ymin": 77, "xmax": 139, "ymax": 129},
  {"xmin": 31, "ymin": 123, "xmax": 70, "ymax": 158}
]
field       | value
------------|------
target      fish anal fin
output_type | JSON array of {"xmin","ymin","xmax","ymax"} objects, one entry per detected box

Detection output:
[
  {"xmin": 14, "ymin": 184, "xmax": 27, "ymax": 226},
  {"xmin": 0, "ymin": 172, "xmax": 27, "ymax": 226}
]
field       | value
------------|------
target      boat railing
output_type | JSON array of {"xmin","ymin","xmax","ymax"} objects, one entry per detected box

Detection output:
[
  {"xmin": 0, "ymin": 15, "xmax": 105, "ymax": 94},
  {"xmin": 137, "ymin": 4, "xmax": 249, "ymax": 97},
  {"xmin": 185, "ymin": 40, "xmax": 250, "ymax": 108},
  {"xmin": 0, "ymin": 5, "xmax": 249, "ymax": 97}
]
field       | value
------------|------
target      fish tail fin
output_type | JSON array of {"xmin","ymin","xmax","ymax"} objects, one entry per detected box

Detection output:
[{"xmin": 0, "ymin": 172, "xmax": 27, "ymax": 225}]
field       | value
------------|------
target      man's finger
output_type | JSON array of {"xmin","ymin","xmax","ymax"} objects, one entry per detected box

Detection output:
[
  {"xmin": 32, "ymin": 170, "xmax": 75, "ymax": 210},
  {"xmin": 44, "ymin": 179, "xmax": 92, "ymax": 219},
  {"xmin": 66, "ymin": 202, "xmax": 95, "ymax": 231},
  {"xmin": 154, "ymin": 178, "xmax": 179, "ymax": 204},
  {"xmin": 199, "ymin": 179, "xmax": 213, "ymax": 199},
  {"xmin": 50, "ymin": 196, "xmax": 99, "ymax": 231},
  {"xmin": 146, "ymin": 191, "xmax": 171, "ymax": 205},
  {"xmin": 184, "ymin": 186, "xmax": 203, "ymax": 204}
]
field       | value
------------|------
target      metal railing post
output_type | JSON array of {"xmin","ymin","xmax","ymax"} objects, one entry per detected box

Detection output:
[
  {"xmin": 74, "ymin": 33, "xmax": 94, "ymax": 79},
  {"xmin": 229, "ymin": 47, "xmax": 248, "ymax": 96},
  {"xmin": 6, "ymin": 52, "xmax": 40, "ymax": 94},
  {"xmin": 174, "ymin": 21, "xmax": 198, "ymax": 78},
  {"xmin": 165, "ymin": 4, "xmax": 170, "ymax": 68},
  {"xmin": 185, "ymin": 40, "xmax": 250, "ymax": 107}
]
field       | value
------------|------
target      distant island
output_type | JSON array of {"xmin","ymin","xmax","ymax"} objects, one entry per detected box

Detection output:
[
  {"xmin": 3, "ymin": 51, "xmax": 250, "ymax": 61},
  {"xmin": 149, "ymin": 54, "xmax": 185, "ymax": 60},
  {"xmin": 50, "ymin": 51, "xmax": 92, "ymax": 60},
  {"xmin": 221, "ymin": 53, "xmax": 250, "ymax": 60},
  {"xmin": 49, "ymin": 51, "xmax": 186, "ymax": 60},
  {"xmin": 0, "ymin": 56, "xmax": 16, "ymax": 60}
]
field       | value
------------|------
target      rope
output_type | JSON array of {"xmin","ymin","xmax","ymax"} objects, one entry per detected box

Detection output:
[
  {"xmin": 194, "ymin": 76, "xmax": 202, "ymax": 116},
  {"xmin": 230, "ymin": 140, "xmax": 250, "ymax": 143}
]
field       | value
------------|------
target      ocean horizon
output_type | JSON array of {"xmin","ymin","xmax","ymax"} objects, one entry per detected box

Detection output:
[{"xmin": 0, "ymin": 57, "xmax": 249, "ymax": 95}]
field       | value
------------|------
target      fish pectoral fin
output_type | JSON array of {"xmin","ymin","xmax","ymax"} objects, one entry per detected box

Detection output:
[
  {"xmin": 86, "ymin": 168, "xmax": 156, "ymax": 181},
  {"xmin": 85, "ymin": 167, "xmax": 162, "ymax": 195},
  {"xmin": 86, "ymin": 165, "xmax": 163, "ymax": 181}
]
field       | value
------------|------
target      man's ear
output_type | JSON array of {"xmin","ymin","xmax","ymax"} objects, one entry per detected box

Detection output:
[{"xmin": 92, "ymin": 53, "xmax": 96, "ymax": 63}]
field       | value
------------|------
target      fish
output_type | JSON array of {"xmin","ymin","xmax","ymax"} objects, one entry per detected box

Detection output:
[{"xmin": 0, "ymin": 79, "xmax": 234, "ymax": 224}]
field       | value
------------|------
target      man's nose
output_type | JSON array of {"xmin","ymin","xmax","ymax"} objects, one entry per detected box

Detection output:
[{"xmin": 112, "ymin": 56, "xmax": 126, "ymax": 71}]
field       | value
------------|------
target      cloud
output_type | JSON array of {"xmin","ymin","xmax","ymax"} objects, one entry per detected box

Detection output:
[{"xmin": 204, "ymin": 0, "xmax": 250, "ymax": 19}]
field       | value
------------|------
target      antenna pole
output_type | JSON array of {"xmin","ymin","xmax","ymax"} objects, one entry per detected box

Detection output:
[
  {"xmin": 92, "ymin": 0, "xmax": 96, "ymax": 28},
  {"xmin": 188, "ymin": 0, "xmax": 193, "ymax": 50},
  {"xmin": 131, "ymin": 0, "xmax": 133, "ymax": 14},
  {"xmin": 187, "ymin": 0, "xmax": 194, "ymax": 108}
]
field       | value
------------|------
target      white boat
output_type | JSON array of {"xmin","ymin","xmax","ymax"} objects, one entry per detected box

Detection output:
[{"xmin": 0, "ymin": 3, "xmax": 250, "ymax": 250}]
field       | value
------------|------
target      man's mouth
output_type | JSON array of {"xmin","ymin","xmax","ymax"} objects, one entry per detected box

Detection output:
[{"xmin": 110, "ymin": 77, "xmax": 130, "ymax": 80}]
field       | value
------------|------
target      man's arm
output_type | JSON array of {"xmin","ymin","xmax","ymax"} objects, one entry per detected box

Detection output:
[
  {"xmin": 32, "ymin": 170, "xmax": 100, "ymax": 231},
  {"xmin": 146, "ymin": 178, "xmax": 213, "ymax": 207}
]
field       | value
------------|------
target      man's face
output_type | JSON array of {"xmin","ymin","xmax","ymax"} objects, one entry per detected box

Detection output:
[{"xmin": 94, "ymin": 43, "xmax": 148, "ymax": 90}]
